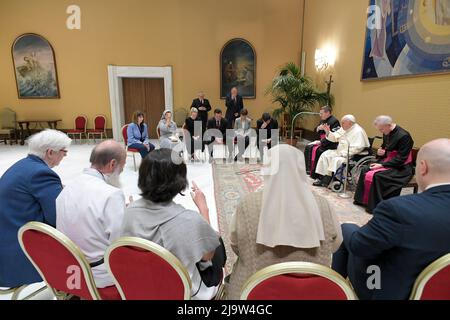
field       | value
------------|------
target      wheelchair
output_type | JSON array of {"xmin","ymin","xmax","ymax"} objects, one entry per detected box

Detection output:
[{"xmin": 329, "ymin": 136, "xmax": 382, "ymax": 193}]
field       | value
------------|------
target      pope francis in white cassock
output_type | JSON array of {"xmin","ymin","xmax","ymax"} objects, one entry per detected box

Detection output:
[{"xmin": 314, "ymin": 115, "xmax": 370, "ymax": 186}]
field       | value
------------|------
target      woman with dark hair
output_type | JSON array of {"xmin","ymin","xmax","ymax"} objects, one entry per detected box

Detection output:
[
  {"xmin": 120, "ymin": 149, "xmax": 221, "ymax": 300},
  {"xmin": 127, "ymin": 111, "xmax": 155, "ymax": 159}
]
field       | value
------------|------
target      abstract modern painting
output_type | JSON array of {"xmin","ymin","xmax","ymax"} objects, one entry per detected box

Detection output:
[
  {"xmin": 220, "ymin": 38, "xmax": 256, "ymax": 98},
  {"xmin": 12, "ymin": 33, "xmax": 60, "ymax": 98},
  {"xmin": 362, "ymin": 0, "xmax": 450, "ymax": 81}
]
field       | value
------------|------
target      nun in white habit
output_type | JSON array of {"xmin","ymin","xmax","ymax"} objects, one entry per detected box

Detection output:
[
  {"xmin": 158, "ymin": 110, "xmax": 183, "ymax": 151},
  {"xmin": 225, "ymin": 144, "xmax": 343, "ymax": 300}
]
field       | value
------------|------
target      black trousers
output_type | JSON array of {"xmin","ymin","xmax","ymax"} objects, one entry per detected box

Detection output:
[
  {"xmin": 332, "ymin": 224, "xmax": 378, "ymax": 300},
  {"xmin": 235, "ymin": 136, "xmax": 250, "ymax": 159},
  {"xmin": 186, "ymin": 137, "xmax": 204, "ymax": 156},
  {"xmin": 257, "ymin": 140, "xmax": 273, "ymax": 161}
]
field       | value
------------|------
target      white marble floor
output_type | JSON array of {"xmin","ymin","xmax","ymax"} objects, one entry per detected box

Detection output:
[{"xmin": 0, "ymin": 141, "xmax": 219, "ymax": 300}]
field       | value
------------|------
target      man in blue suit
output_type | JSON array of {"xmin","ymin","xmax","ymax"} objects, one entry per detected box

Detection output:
[
  {"xmin": 332, "ymin": 138, "xmax": 450, "ymax": 300},
  {"xmin": 0, "ymin": 130, "xmax": 71, "ymax": 288}
]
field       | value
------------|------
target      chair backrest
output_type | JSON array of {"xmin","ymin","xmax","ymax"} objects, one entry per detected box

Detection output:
[
  {"xmin": 74, "ymin": 116, "xmax": 87, "ymax": 131},
  {"xmin": 94, "ymin": 115, "xmax": 106, "ymax": 131},
  {"xmin": 410, "ymin": 254, "xmax": 450, "ymax": 300},
  {"xmin": 241, "ymin": 262, "xmax": 357, "ymax": 300},
  {"xmin": 121, "ymin": 125, "xmax": 129, "ymax": 146},
  {"xmin": 0, "ymin": 108, "xmax": 17, "ymax": 129},
  {"xmin": 105, "ymin": 237, "xmax": 192, "ymax": 300},
  {"xmin": 18, "ymin": 222, "xmax": 102, "ymax": 300}
]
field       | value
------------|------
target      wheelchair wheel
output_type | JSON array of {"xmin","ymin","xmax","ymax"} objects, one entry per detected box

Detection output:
[
  {"xmin": 330, "ymin": 181, "xmax": 344, "ymax": 193},
  {"xmin": 350, "ymin": 156, "xmax": 377, "ymax": 185}
]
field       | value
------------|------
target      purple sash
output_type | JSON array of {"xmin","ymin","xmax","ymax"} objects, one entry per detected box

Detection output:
[
  {"xmin": 362, "ymin": 150, "xmax": 413, "ymax": 205},
  {"xmin": 310, "ymin": 134, "xmax": 326, "ymax": 174}
]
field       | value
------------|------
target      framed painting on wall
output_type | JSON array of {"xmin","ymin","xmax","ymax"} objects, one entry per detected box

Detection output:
[
  {"xmin": 12, "ymin": 33, "xmax": 60, "ymax": 99},
  {"xmin": 220, "ymin": 38, "xmax": 256, "ymax": 98},
  {"xmin": 362, "ymin": 0, "xmax": 450, "ymax": 81}
]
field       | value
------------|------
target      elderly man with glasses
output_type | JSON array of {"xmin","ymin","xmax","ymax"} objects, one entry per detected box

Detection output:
[{"xmin": 0, "ymin": 129, "xmax": 71, "ymax": 289}]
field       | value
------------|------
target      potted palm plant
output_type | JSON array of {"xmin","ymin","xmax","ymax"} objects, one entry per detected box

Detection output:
[{"xmin": 267, "ymin": 62, "xmax": 332, "ymax": 146}]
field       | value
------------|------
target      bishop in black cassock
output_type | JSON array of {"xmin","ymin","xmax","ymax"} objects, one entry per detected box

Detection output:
[{"xmin": 354, "ymin": 125, "xmax": 414, "ymax": 213}]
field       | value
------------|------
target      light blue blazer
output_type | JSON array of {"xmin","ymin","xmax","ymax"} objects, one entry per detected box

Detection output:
[{"xmin": 127, "ymin": 123, "xmax": 149, "ymax": 146}]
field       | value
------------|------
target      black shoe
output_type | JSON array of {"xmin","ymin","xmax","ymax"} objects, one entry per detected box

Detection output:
[
  {"xmin": 313, "ymin": 179, "xmax": 323, "ymax": 187},
  {"xmin": 321, "ymin": 175, "xmax": 332, "ymax": 187}
]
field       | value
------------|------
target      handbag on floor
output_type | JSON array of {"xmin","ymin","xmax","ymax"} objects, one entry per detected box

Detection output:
[{"xmin": 196, "ymin": 237, "xmax": 227, "ymax": 288}]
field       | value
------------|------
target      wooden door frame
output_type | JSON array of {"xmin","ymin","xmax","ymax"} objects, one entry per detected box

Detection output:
[{"xmin": 108, "ymin": 65, "xmax": 173, "ymax": 141}]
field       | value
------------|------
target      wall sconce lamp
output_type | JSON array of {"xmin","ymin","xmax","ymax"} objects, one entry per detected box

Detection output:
[
  {"xmin": 315, "ymin": 46, "xmax": 337, "ymax": 105},
  {"xmin": 314, "ymin": 46, "xmax": 336, "ymax": 72}
]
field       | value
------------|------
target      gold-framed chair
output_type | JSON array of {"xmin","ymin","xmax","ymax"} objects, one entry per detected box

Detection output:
[
  {"xmin": 105, "ymin": 237, "xmax": 192, "ymax": 300},
  {"xmin": 66, "ymin": 115, "xmax": 88, "ymax": 143},
  {"xmin": 18, "ymin": 222, "xmax": 121, "ymax": 300},
  {"xmin": 240, "ymin": 262, "xmax": 358, "ymax": 300},
  {"xmin": 410, "ymin": 253, "xmax": 450, "ymax": 300},
  {"xmin": 87, "ymin": 115, "xmax": 107, "ymax": 142},
  {"xmin": 0, "ymin": 108, "xmax": 18, "ymax": 145}
]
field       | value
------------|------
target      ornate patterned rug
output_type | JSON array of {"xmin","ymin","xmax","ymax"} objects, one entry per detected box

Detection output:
[{"xmin": 212, "ymin": 163, "xmax": 374, "ymax": 274}]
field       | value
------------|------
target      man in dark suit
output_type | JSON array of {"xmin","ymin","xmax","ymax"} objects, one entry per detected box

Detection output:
[
  {"xmin": 0, "ymin": 130, "xmax": 71, "ymax": 288},
  {"xmin": 225, "ymin": 87, "xmax": 244, "ymax": 129},
  {"xmin": 205, "ymin": 109, "xmax": 231, "ymax": 162},
  {"xmin": 332, "ymin": 138, "xmax": 450, "ymax": 300},
  {"xmin": 256, "ymin": 113, "xmax": 279, "ymax": 161},
  {"xmin": 191, "ymin": 91, "xmax": 211, "ymax": 133}
]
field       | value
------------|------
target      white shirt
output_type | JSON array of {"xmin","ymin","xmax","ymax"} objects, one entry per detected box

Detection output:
[
  {"xmin": 426, "ymin": 183, "xmax": 450, "ymax": 191},
  {"xmin": 56, "ymin": 168, "xmax": 126, "ymax": 288}
]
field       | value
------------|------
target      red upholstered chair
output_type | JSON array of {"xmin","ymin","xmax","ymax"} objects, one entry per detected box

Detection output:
[
  {"xmin": 410, "ymin": 254, "xmax": 450, "ymax": 300},
  {"xmin": 66, "ymin": 115, "xmax": 87, "ymax": 143},
  {"xmin": 18, "ymin": 222, "xmax": 121, "ymax": 300},
  {"xmin": 105, "ymin": 237, "xmax": 192, "ymax": 300},
  {"xmin": 240, "ymin": 262, "xmax": 357, "ymax": 300},
  {"xmin": 121, "ymin": 124, "xmax": 139, "ymax": 171},
  {"xmin": 87, "ymin": 115, "xmax": 107, "ymax": 142}
]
